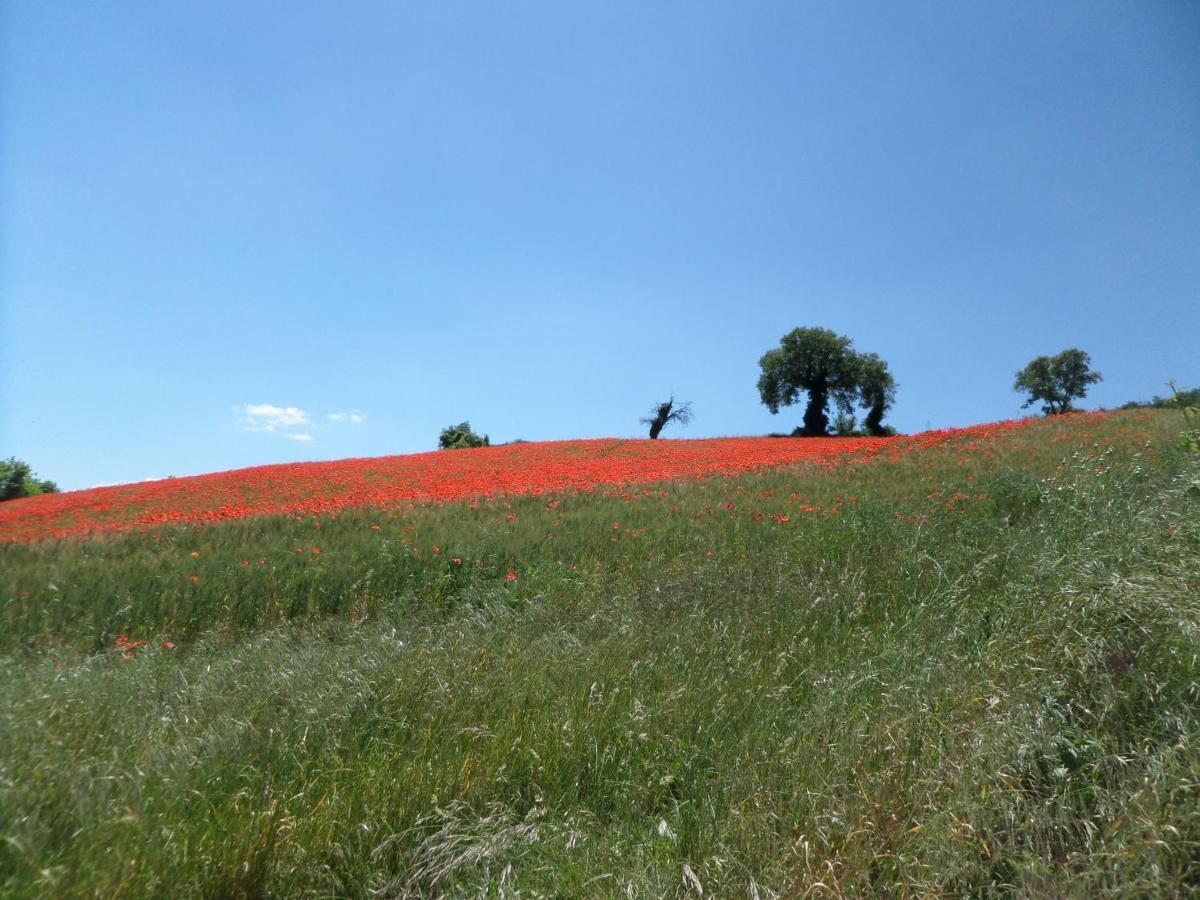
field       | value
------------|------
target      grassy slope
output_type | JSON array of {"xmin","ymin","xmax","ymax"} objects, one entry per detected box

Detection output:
[{"xmin": 1, "ymin": 410, "xmax": 1198, "ymax": 896}]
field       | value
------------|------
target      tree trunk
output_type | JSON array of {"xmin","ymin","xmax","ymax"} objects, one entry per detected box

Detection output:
[
  {"xmin": 864, "ymin": 402, "xmax": 884, "ymax": 436},
  {"xmin": 802, "ymin": 386, "xmax": 830, "ymax": 436}
]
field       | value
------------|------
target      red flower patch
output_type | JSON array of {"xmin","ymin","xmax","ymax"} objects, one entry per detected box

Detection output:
[{"xmin": 0, "ymin": 419, "xmax": 1054, "ymax": 543}]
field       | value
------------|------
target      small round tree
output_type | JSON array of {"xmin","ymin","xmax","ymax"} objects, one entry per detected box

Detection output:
[
  {"xmin": 438, "ymin": 422, "xmax": 490, "ymax": 450},
  {"xmin": 1014, "ymin": 349, "xmax": 1101, "ymax": 415}
]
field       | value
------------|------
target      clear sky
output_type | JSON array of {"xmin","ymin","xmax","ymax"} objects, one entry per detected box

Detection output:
[{"xmin": 2, "ymin": 1, "xmax": 1198, "ymax": 490}]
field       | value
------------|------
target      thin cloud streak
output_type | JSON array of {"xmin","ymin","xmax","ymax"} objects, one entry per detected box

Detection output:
[{"xmin": 236, "ymin": 404, "xmax": 313, "ymax": 433}]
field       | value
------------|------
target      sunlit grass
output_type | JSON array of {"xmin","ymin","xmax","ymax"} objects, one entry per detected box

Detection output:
[{"xmin": 2, "ymin": 409, "xmax": 1198, "ymax": 895}]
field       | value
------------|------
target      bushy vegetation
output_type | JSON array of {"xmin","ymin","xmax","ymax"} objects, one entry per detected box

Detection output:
[
  {"xmin": 1, "ymin": 410, "xmax": 1198, "ymax": 895},
  {"xmin": 1123, "ymin": 383, "xmax": 1200, "ymax": 412},
  {"xmin": 0, "ymin": 457, "xmax": 58, "ymax": 502},
  {"xmin": 438, "ymin": 421, "xmax": 489, "ymax": 450},
  {"xmin": 1170, "ymin": 384, "xmax": 1200, "ymax": 496}
]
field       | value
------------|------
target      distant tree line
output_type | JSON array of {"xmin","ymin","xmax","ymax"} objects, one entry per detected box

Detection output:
[{"xmin": 1121, "ymin": 384, "xmax": 1199, "ymax": 411}]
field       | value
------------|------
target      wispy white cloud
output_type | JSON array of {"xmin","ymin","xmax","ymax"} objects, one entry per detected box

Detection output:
[
  {"xmin": 236, "ymin": 403, "xmax": 364, "ymax": 443},
  {"xmin": 236, "ymin": 404, "xmax": 313, "ymax": 433}
]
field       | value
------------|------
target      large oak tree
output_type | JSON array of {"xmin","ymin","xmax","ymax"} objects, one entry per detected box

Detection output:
[{"xmin": 757, "ymin": 327, "xmax": 896, "ymax": 436}]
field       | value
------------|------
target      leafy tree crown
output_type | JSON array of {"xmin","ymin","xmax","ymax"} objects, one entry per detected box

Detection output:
[
  {"xmin": 757, "ymin": 327, "xmax": 896, "ymax": 436},
  {"xmin": 1013, "ymin": 349, "xmax": 1101, "ymax": 415},
  {"xmin": 438, "ymin": 422, "xmax": 490, "ymax": 450}
]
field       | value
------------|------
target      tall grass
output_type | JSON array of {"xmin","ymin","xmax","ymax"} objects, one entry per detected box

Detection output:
[{"xmin": 2, "ymin": 409, "xmax": 1198, "ymax": 895}]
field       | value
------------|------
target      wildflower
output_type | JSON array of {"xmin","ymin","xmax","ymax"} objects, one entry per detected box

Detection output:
[
  {"xmin": 0, "ymin": 417, "xmax": 1063, "ymax": 542},
  {"xmin": 431, "ymin": 545, "xmax": 439, "ymax": 554},
  {"xmin": 116, "ymin": 634, "xmax": 147, "ymax": 660},
  {"xmin": 505, "ymin": 571, "xmax": 517, "ymax": 581},
  {"xmin": 452, "ymin": 558, "xmax": 462, "ymax": 565},
  {"xmin": 188, "ymin": 575, "xmax": 199, "ymax": 583},
  {"xmin": 162, "ymin": 640, "xmax": 176, "ymax": 649},
  {"xmin": 239, "ymin": 559, "xmax": 249, "ymax": 567},
  {"xmin": 190, "ymin": 551, "xmax": 200, "ymax": 558},
  {"xmin": 312, "ymin": 547, "xmax": 321, "ymax": 555}
]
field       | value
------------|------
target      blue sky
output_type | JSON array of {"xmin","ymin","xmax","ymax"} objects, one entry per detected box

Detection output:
[{"xmin": 2, "ymin": 1, "xmax": 1197, "ymax": 490}]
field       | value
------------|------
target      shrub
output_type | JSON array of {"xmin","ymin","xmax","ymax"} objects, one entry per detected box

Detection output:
[
  {"xmin": 0, "ymin": 457, "xmax": 58, "ymax": 502},
  {"xmin": 438, "ymin": 422, "xmax": 489, "ymax": 450}
]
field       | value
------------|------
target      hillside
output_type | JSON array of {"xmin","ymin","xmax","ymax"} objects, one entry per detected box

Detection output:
[
  {"xmin": 0, "ymin": 421, "xmax": 1032, "ymax": 542},
  {"xmin": 2, "ymin": 409, "xmax": 1198, "ymax": 895}
]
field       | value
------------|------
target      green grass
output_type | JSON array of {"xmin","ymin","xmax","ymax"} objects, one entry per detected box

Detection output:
[{"xmin": 2, "ymin": 410, "xmax": 1199, "ymax": 896}]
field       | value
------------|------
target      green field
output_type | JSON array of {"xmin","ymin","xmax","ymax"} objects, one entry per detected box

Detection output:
[{"xmin": 2, "ymin": 409, "xmax": 1198, "ymax": 896}]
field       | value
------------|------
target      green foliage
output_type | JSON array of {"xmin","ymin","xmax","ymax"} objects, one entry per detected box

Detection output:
[
  {"xmin": 855, "ymin": 351, "xmax": 898, "ymax": 436},
  {"xmin": 2, "ymin": 410, "xmax": 1199, "ymax": 895},
  {"xmin": 0, "ymin": 457, "xmax": 58, "ymax": 502},
  {"xmin": 1124, "ymin": 384, "xmax": 1200, "ymax": 412},
  {"xmin": 833, "ymin": 411, "xmax": 858, "ymax": 436},
  {"xmin": 1014, "ymin": 348, "xmax": 1101, "ymax": 415},
  {"xmin": 757, "ymin": 327, "xmax": 897, "ymax": 436},
  {"xmin": 1169, "ymin": 382, "xmax": 1200, "ymax": 496},
  {"xmin": 1169, "ymin": 385, "xmax": 1200, "ymax": 411},
  {"xmin": 438, "ymin": 421, "xmax": 489, "ymax": 450}
]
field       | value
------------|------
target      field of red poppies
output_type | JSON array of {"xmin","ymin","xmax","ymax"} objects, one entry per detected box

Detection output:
[
  {"xmin": 0, "ymin": 419, "xmax": 1043, "ymax": 542},
  {"xmin": 4, "ymin": 407, "xmax": 1198, "ymax": 896}
]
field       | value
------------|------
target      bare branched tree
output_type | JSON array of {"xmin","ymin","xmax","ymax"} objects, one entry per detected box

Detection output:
[{"xmin": 640, "ymin": 395, "xmax": 693, "ymax": 439}]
